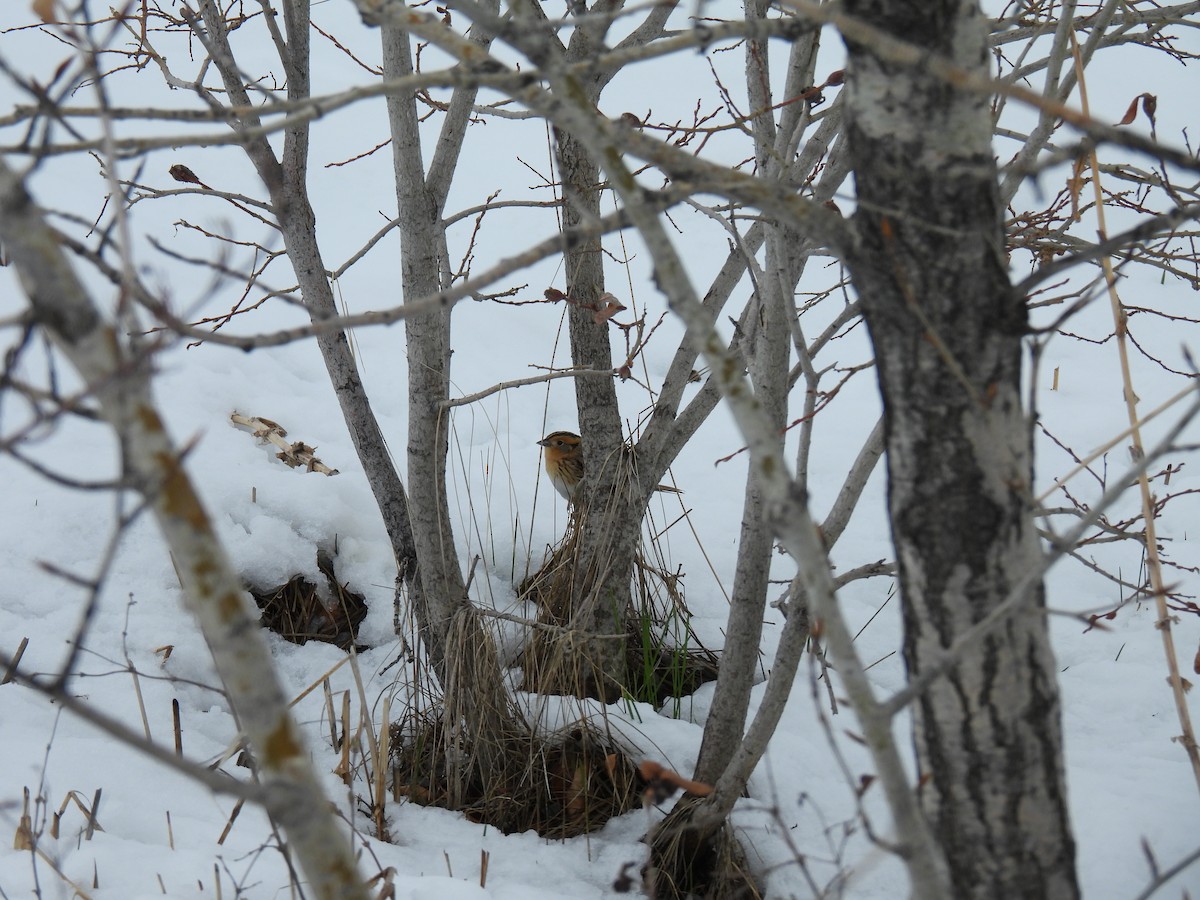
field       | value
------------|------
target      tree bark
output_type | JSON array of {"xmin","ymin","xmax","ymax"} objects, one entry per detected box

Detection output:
[
  {"xmin": 520, "ymin": 4, "xmax": 649, "ymax": 702},
  {"xmin": 694, "ymin": 0, "xmax": 803, "ymax": 782},
  {"xmin": 382, "ymin": 21, "xmax": 466, "ymax": 670},
  {"xmin": 840, "ymin": 2, "xmax": 1078, "ymax": 897},
  {"xmin": 381, "ymin": 15, "xmax": 519, "ymax": 795},
  {"xmin": 554, "ymin": 122, "xmax": 640, "ymax": 702}
]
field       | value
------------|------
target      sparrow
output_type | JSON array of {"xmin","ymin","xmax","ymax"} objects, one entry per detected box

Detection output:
[
  {"xmin": 538, "ymin": 430, "xmax": 584, "ymax": 500},
  {"xmin": 538, "ymin": 431, "xmax": 681, "ymax": 501}
]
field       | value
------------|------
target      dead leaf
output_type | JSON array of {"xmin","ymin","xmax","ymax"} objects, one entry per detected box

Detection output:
[
  {"xmin": 856, "ymin": 774, "xmax": 876, "ymax": 797},
  {"xmin": 13, "ymin": 816, "xmax": 33, "ymax": 851},
  {"xmin": 637, "ymin": 759, "xmax": 713, "ymax": 801},
  {"xmin": 1114, "ymin": 93, "xmax": 1158, "ymax": 129},
  {"xmin": 32, "ymin": 0, "xmax": 57, "ymax": 24},
  {"xmin": 1115, "ymin": 96, "xmax": 1140, "ymax": 126},
  {"xmin": 565, "ymin": 763, "xmax": 587, "ymax": 819},
  {"xmin": 593, "ymin": 292, "xmax": 626, "ymax": 325},
  {"xmin": 604, "ymin": 754, "xmax": 619, "ymax": 781},
  {"xmin": 169, "ymin": 164, "xmax": 203, "ymax": 186},
  {"xmin": 1141, "ymin": 93, "xmax": 1157, "ymax": 128},
  {"xmin": 1067, "ymin": 157, "xmax": 1087, "ymax": 221}
]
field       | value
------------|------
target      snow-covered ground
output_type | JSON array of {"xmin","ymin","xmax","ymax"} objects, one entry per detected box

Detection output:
[{"xmin": 2, "ymin": 5, "xmax": 1199, "ymax": 899}]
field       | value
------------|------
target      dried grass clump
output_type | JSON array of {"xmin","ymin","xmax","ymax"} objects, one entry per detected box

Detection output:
[
  {"xmin": 249, "ymin": 550, "xmax": 367, "ymax": 650},
  {"xmin": 645, "ymin": 797, "xmax": 761, "ymax": 900},
  {"xmin": 518, "ymin": 520, "xmax": 719, "ymax": 708},
  {"xmin": 389, "ymin": 710, "xmax": 641, "ymax": 838}
]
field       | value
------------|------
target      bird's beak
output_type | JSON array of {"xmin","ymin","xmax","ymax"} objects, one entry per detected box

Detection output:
[{"xmin": 536, "ymin": 438, "xmax": 549, "ymax": 447}]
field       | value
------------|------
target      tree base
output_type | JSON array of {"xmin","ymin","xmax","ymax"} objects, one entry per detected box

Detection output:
[
  {"xmin": 645, "ymin": 796, "xmax": 761, "ymax": 900},
  {"xmin": 389, "ymin": 712, "xmax": 642, "ymax": 838},
  {"xmin": 518, "ymin": 529, "xmax": 719, "ymax": 706}
]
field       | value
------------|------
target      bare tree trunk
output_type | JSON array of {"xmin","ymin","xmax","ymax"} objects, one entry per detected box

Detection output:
[
  {"xmin": 382, "ymin": 21, "xmax": 467, "ymax": 671},
  {"xmin": 518, "ymin": 4, "xmax": 653, "ymax": 702},
  {"xmin": 553, "ymin": 120, "xmax": 643, "ymax": 701},
  {"xmin": 840, "ymin": 2, "xmax": 1078, "ymax": 896},
  {"xmin": 200, "ymin": 0, "xmax": 516, "ymax": 798},
  {"xmin": 380, "ymin": 13, "xmax": 520, "ymax": 793},
  {"xmin": 0, "ymin": 157, "xmax": 369, "ymax": 900},
  {"xmin": 694, "ymin": 0, "xmax": 814, "ymax": 782}
]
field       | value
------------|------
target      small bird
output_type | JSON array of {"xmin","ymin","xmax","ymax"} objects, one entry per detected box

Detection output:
[
  {"xmin": 538, "ymin": 431, "xmax": 681, "ymax": 501},
  {"xmin": 538, "ymin": 430, "xmax": 585, "ymax": 500}
]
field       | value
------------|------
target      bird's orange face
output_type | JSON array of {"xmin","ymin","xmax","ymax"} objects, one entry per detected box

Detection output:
[{"xmin": 538, "ymin": 431, "xmax": 583, "ymax": 500}]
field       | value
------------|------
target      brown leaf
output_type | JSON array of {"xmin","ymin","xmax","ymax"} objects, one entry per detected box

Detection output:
[
  {"xmin": 824, "ymin": 69, "xmax": 845, "ymax": 86},
  {"xmin": 169, "ymin": 164, "xmax": 203, "ymax": 185},
  {"xmin": 32, "ymin": 0, "xmax": 57, "ymax": 24},
  {"xmin": 1115, "ymin": 96, "xmax": 1140, "ymax": 126},
  {"xmin": 1141, "ymin": 93, "xmax": 1157, "ymax": 127},
  {"xmin": 637, "ymin": 760, "xmax": 713, "ymax": 801},
  {"xmin": 593, "ymin": 291, "xmax": 626, "ymax": 325},
  {"xmin": 565, "ymin": 763, "xmax": 587, "ymax": 818},
  {"xmin": 544, "ymin": 287, "xmax": 566, "ymax": 302},
  {"xmin": 604, "ymin": 754, "xmax": 619, "ymax": 781},
  {"xmin": 1193, "ymin": 646, "xmax": 1199, "ymax": 675},
  {"xmin": 51, "ymin": 57, "xmax": 71, "ymax": 85}
]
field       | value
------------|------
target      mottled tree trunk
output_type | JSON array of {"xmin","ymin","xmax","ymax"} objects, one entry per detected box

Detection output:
[
  {"xmin": 383, "ymin": 22, "xmax": 466, "ymax": 672},
  {"xmin": 551, "ymin": 121, "xmax": 644, "ymax": 702},
  {"xmin": 520, "ymin": 8, "xmax": 645, "ymax": 702},
  {"xmin": 694, "ymin": 0, "xmax": 802, "ymax": 780},
  {"xmin": 382, "ymin": 19, "xmax": 517, "ymax": 792},
  {"xmin": 840, "ymin": 2, "xmax": 1078, "ymax": 897}
]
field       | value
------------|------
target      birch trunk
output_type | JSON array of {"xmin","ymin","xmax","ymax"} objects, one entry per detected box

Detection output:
[
  {"xmin": 841, "ymin": 2, "xmax": 1078, "ymax": 896},
  {"xmin": 519, "ymin": 8, "xmax": 646, "ymax": 701},
  {"xmin": 694, "ymin": 0, "xmax": 813, "ymax": 782},
  {"xmin": 380, "ymin": 14, "xmax": 520, "ymax": 793},
  {"xmin": 553, "ymin": 120, "xmax": 643, "ymax": 701}
]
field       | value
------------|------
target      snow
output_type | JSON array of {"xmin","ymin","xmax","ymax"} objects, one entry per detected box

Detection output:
[{"xmin": 2, "ymin": 5, "xmax": 1200, "ymax": 900}]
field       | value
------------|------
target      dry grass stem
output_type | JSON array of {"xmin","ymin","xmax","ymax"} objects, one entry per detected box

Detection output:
[{"xmin": 1073, "ymin": 37, "xmax": 1200, "ymax": 790}]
